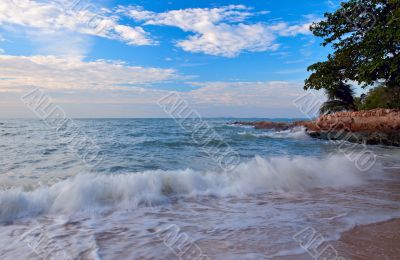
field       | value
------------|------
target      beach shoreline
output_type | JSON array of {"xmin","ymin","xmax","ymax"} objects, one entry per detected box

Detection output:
[
  {"xmin": 279, "ymin": 218, "xmax": 400, "ymax": 260},
  {"xmin": 334, "ymin": 218, "xmax": 400, "ymax": 259},
  {"xmin": 1, "ymin": 118, "xmax": 399, "ymax": 259}
]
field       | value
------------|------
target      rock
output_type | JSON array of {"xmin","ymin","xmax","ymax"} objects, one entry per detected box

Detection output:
[{"xmin": 231, "ymin": 109, "xmax": 400, "ymax": 147}]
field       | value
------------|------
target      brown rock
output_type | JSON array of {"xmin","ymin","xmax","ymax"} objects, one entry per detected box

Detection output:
[{"xmin": 231, "ymin": 109, "xmax": 400, "ymax": 146}]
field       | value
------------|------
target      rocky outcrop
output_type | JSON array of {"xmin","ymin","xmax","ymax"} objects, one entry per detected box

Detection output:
[
  {"xmin": 233, "ymin": 109, "xmax": 400, "ymax": 147},
  {"xmin": 312, "ymin": 109, "xmax": 400, "ymax": 132},
  {"xmin": 307, "ymin": 109, "xmax": 400, "ymax": 146}
]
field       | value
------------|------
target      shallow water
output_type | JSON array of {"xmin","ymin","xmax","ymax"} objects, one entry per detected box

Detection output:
[{"xmin": 0, "ymin": 119, "xmax": 399, "ymax": 259}]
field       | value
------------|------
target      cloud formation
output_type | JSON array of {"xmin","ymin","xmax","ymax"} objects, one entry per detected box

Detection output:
[
  {"xmin": 0, "ymin": 2, "xmax": 322, "ymax": 117},
  {"xmin": 121, "ymin": 5, "xmax": 312, "ymax": 57},
  {"xmin": 0, "ymin": 54, "xmax": 315, "ymax": 107},
  {"xmin": 0, "ymin": 2, "xmax": 315, "ymax": 57},
  {"xmin": 0, "ymin": 55, "xmax": 178, "ymax": 91},
  {"xmin": 0, "ymin": 0, "xmax": 154, "ymax": 46},
  {"xmin": 185, "ymin": 81, "xmax": 307, "ymax": 107},
  {"xmin": 0, "ymin": 53, "xmax": 324, "ymax": 118}
]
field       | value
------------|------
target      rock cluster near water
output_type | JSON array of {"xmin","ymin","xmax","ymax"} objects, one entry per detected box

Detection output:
[
  {"xmin": 233, "ymin": 109, "xmax": 400, "ymax": 147},
  {"xmin": 233, "ymin": 121, "xmax": 293, "ymax": 130}
]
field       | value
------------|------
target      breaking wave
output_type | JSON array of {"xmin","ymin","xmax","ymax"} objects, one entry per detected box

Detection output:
[{"xmin": 0, "ymin": 154, "xmax": 370, "ymax": 222}]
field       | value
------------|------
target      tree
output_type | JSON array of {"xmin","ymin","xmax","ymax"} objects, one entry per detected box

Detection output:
[
  {"xmin": 319, "ymin": 83, "xmax": 356, "ymax": 114},
  {"xmin": 359, "ymin": 85, "xmax": 400, "ymax": 109},
  {"xmin": 305, "ymin": 0, "xmax": 400, "ymax": 91}
]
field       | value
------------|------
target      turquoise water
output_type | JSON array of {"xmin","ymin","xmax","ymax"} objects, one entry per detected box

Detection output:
[{"xmin": 0, "ymin": 119, "xmax": 400, "ymax": 259}]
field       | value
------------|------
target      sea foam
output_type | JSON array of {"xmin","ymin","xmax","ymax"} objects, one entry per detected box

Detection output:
[
  {"xmin": 238, "ymin": 126, "xmax": 309, "ymax": 139},
  {"xmin": 0, "ymin": 155, "xmax": 369, "ymax": 222}
]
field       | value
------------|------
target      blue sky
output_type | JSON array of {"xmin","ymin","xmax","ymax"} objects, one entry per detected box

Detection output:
[{"xmin": 0, "ymin": 0, "xmax": 350, "ymax": 118}]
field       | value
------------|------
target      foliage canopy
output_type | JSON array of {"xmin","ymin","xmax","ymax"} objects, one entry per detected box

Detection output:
[{"xmin": 305, "ymin": 0, "xmax": 400, "ymax": 91}]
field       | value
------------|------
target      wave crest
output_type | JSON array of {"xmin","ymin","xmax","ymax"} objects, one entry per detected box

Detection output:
[{"xmin": 0, "ymin": 155, "xmax": 368, "ymax": 222}]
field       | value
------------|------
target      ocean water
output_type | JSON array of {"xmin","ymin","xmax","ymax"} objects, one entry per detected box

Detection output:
[{"xmin": 0, "ymin": 118, "xmax": 400, "ymax": 259}]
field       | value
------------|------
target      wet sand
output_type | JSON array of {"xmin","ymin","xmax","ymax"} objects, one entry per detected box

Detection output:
[
  {"xmin": 282, "ymin": 218, "xmax": 400, "ymax": 259},
  {"xmin": 335, "ymin": 218, "xmax": 400, "ymax": 259}
]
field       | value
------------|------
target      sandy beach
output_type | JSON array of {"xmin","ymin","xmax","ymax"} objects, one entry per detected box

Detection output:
[
  {"xmin": 335, "ymin": 218, "xmax": 400, "ymax": 259},
  {"xmin": 281, "ymin": 218, "xmax": 400, "ymax": 259}
]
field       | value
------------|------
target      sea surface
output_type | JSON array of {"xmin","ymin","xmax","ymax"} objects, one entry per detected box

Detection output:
[{"xmin": 0, "ymin": 118, "xmax": 400, "ymax": 259}]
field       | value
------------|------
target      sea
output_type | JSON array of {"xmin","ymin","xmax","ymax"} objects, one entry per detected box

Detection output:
[{"xmin": 0, "ymin": 118, "xmax": 399, "ymax": 259}]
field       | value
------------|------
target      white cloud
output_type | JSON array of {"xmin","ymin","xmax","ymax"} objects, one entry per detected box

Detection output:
[
  {"xmin": 184, "ymin": 81, "xmax": 308, "ymax": 107},
  {"xmin": 0, "ymin": 2, "xmax": 315, "ymax": 57},
  {"xmin": 269, "ymin": 22, "xmax": 312, "ymax": 36},
  {"xmin": 0, "ymin": 55, "xmax": 179, "ymax": 91},
  {"xmin": 72, "ymin": 81, "xmax": 318, "ymax": 113},
  {"xmin": 176, "ymin": 23, "xmax": 279, "ymax": 57},
  {"xmin": 113, "ymin": 25, "xmax": 152, "ymax": 46},
  {"xmin": 122, "ymin": 5, "xmax": 253, "ymax": 26},
  {"xmin": 0, "ymin": 0, "xmax": 154, "ymax": 48},
  {"xmin": 0, "ymin": 54, "xmax": 321, "ymax": 117},
  {"xmin": 121, "ymin": 5, "xmax": 312, "ymax": 57},
  {"xmin": 0, "ymin": 54, "xmax": 318, "ymax": 108}
]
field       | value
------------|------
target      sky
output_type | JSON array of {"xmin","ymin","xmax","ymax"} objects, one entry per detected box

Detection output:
[{"xmin": 0, "ymin": 0, "xmax": 349, "ymax": 118}]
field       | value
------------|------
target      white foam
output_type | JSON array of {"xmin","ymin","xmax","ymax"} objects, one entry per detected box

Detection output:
[
  {"xmin": 238, "ymin": 126, "xmax": 309, "ymax": 139},
  {"xmin": 0, "ymin": 155, "xmax": 367, "ymax": 222},
  {"xmin": 227, "ymin": 123, "xmax": 254, "ymax": 129}
]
